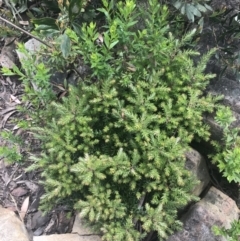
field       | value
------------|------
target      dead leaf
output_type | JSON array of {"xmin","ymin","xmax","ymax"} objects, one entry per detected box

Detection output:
[
  {"xmin": 0, "ymin": 106, "xmax": 17, "ymax": 115},
  {"xmin": 11, "ymin": 186, "xmax": 28, "ymax": 197},
  {"xmin": 13, "ymin": 124, "xmax": 20, "ymax": 130},
  {"xmin": 127, "ymin": 66, "xmax": 136, "ymax": 72},
  {"xmin": 19, "ymin": 21, "xmax": 29, "ymax": 26},
  {"xmin": 10, "ymin": 94, "xmax": 21, "ymax": 104},
  {"xmin": 126, "ymin": 62, "xmax": 136, "ymax": 72},
  {"xmin": 0, "ymin": 110, "xmax": 17, "ymax": 128},
  {"xmin": 57, "ymin": 211, "xmax": 72, "ymax": 233},
  {"xmin": 58, "ymin": 91, "xmax": 68, "ymax": 99},
  {"xmin": 22, "ymin": 180, "xmax": 39, "ymax": 193},
  {"xmin": 97, "ymin": 33, "xmax": 104, "ymax": 43},
  {"xmin": 44, "ymin": 216, "xmax": 56, "ymax": 233},
  {"xmin": 34, "ymin": 227, "xmax": 44, "ymax": 236},
  {"xmin": 6, "ymin": 77, "xmax": 13, "ymax": 85},
  {"xmin": 31, "ymin": 211, "xmax": 50, "ymax": 229},
  {"xmin": 20, "ymin": 196, "xmax": 29, "ymax": 220}
]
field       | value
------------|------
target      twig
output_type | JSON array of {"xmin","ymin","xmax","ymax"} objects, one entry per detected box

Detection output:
[
  {"xmin": 6, "ymin": 166, "xmax": 19, "ymax": 187},
  {"xmin": 10, "ymin": 193, "xmax": 23, "ymax": 222},
  {"xmin": 0, "ymin": 16, "xmax": 52, "ymax": 48},
  {"xmin": 4, "ymin": 0, "xmax": 23, "ymax": 20}
]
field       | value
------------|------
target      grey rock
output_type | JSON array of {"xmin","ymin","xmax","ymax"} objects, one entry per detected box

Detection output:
[
  {"xmin": 0, "ymin": 205, "xmax": 31, "ymax": 241},
  {"xmin": 204, "ymin": 77, "xmax": 240, "ymax": 141},
  {"xmin": 167, "ymin": 187, "xmax": 240, "ymax": 241},
  {"xmin": 72, "ymin": 214, "xmax": 99, "ymax": 236},
  {"xmin": 33, "ymin": 234, "xmax": 101, "ymax": 241},
  {"xmin": 185, "ymin": 149, "xmax": 210, "ymax": 196}
]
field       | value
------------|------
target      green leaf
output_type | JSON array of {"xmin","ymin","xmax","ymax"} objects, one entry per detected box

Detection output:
[
  {"xmin": 127, "ymin": 20, "xmax": 138, "ymax": 28},
  {"xmin": 97, "ymin": 8, "xmax": 110, "ymax": 20},
  {"xmin": 191, "ymin": 5, "xmax": 202, "ymax": 17},
  {"xmin": 196, "ymin": 4, "xmax": 207, "ymax": 13},
  {"xmin": 204, "ymin": 3, "xmax": 213, "ymax": 11},
  {"xmin": 109, "ymin": 40, "xmax": 119, "ymax": 49},
  {"xmin": 68, "ymin": 0, "xmax": 83, "ymax": 22},
  {"xmin": 185, "ymin": 4, "xmax": 196, "ymax": 22},
  {"xmin": 173, "ymin": 1, "xmax": 182, "ymax": 10},
  {"xmin": 198, "ymin": 17, "xmax": 204, "ymax": 31},
  {"xmin": 32, "ymin": 17, "xmax": 58, "ymax": 30},
  {"xmin": 104, "ymin": 33, "xmax": 110, "ymax": 48},
  {"xmin": 65, "ymin": 28, "xmax": 79, "ymax": 42},
  {"xmin": 60, "ymin": 33, "xmax": 71, "ymax": 58},
  {"xmin": 180, "ymin": 5, "xmax": 186, "ymax": 15}
]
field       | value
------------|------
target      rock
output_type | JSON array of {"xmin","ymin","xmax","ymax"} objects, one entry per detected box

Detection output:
[
  {"xmin": 208, "ymin": 77, "xmax": 240, "ymax": 115},
  {"xmin": 0, "ymin": 37, "xmax": 16, "ymax": 69},
  {"xmin": 185, "ymin": 148, "xmax": 210, "ymax": 196},
  {"xmin": 72, "ymin": 214, "xmax": 98, "ymax": 235},
  {"xmin": 32, "ymin": 213, "xmax": 102, "ymax": 241},
  {"xmin": 31, "ymin": 211, "xmax": 50, "ymax": 230},
  {"xmin": 16, "ymin": 38, "xmax": 42, "ymax": 63},
  {"xmin": 33, "ymin": 234, "xmax": 101, "ymax": 241},
  {"xmin": 204, "ymin": 77, "xmax": 240, "ymax": 141},
  {"xmin": 166, "ymin": 186, "xmax": 240, "ymax": 241},
  {"xmin": 0, "ymin": 205, "xmax": 31, "ymax": 241}
]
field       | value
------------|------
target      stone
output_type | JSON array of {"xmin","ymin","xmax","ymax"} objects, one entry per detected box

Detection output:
[
  {"xmin": 185, "ymin": 148, "xmax": 210, "ymax": 196},
  {"xmin": 166, "ymin": 187, "xmax": 240, "ymax": 241},
  {"xmin": 16, "ymin": 38, "xmax": 42, "ymax": 63},
  {"xmin": 72, "ymin": 214, "xmax": 99, "ymax": 235},
  {"xmin": 204, "ymin": 78, "xmax": 240, "ymax": 142},
  {"xmin": 33, "ymin": 234, "xmax": 101, "ymax": 241},
  {"xmin": 0, "ymin": 205, "xmax": 31, "ymax": 241},
  {"xmin": 208, "ymin": 77, "xmax": 240, "ymax": 115},
  {"xmin": 32, "ymin": 213, "xmax": 102, "ymax": 241}
]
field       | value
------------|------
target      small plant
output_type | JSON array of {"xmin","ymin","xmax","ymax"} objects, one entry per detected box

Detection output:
[
  {"xmin": 211, "ymin": 106, "xmax": 240, "ymax": 183},
  {"xmin": 0, "ymin": 130, "xmax": 23, "ymax": 163},
  {"xmin": 212, "ymin": 219, "xmax": 240, "ymax": 241},
  {"xmin": 1, "ymin": 42, "xmax": 55, "ymax": 110},
  {"xmin": 170, "ymin": 0, "xmax": 213, "ymax": 27}
]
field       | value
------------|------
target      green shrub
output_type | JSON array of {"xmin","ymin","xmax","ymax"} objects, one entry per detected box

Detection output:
[
  {"xmin": 211, "ymin": 106, "xmax": 240, "ymax": 183},
  {"xmin": 0, "ymin": 0, "xmax": 224, "ymax": 240},
  {"xmin": 0, "ymin": 130, "xmax": 23, "ymax": 163},
  {"xmin": 17, "ymin": 0, "xmax": 222, "ymax": 240},
  {"xmin": 211, "ymin": 107, "xmax": 240, "ymax": 240}
]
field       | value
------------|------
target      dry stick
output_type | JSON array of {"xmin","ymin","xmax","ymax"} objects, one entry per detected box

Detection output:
[
  {"xmin": 10, "ymin": 193, "xmax": 24, "ymax": 222},
  {"xmin": 0, "ymin": 16, "xmax": 52, "ymax": 48}
]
